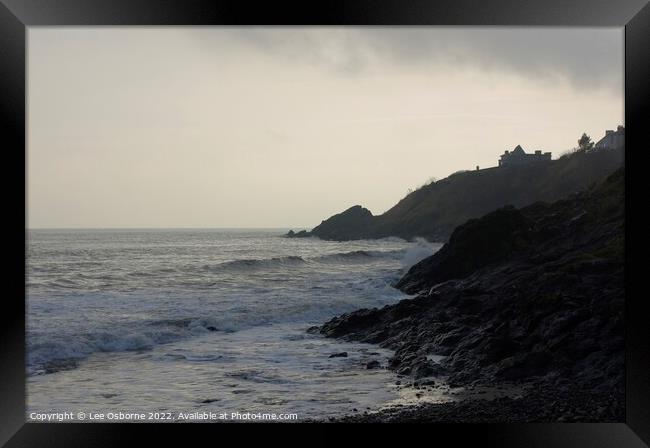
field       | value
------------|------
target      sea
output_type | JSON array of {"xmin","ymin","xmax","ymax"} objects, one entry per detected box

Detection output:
[{"xmin": 26, "ymin": 229, "xmax": 445, "ymax": 421}]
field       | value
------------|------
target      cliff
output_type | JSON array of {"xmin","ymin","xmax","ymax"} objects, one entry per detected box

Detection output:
[{"xmin": 295, "ymin": 147, "xmax": 623, "ymax": 242}]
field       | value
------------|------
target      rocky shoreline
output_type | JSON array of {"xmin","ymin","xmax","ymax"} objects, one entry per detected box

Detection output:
[
  {"xmin": 315, "ymin": 168, "xmax": 625, "ymax": 422},
  {"xmin": 329, "ymin": 380, "xmax": 623, "ymax": 422}
]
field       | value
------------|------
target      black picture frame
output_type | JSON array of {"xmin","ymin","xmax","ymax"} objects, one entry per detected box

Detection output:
[{"xmin": 1, "ymin": 0, "xmax": 648, "ymax": 446}]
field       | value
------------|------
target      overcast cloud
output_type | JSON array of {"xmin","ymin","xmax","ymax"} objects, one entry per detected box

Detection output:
[
  {"xmin": 195, "ymin": 27, "xmax": 623, "ymax": 90},
  {"xmin": 28, "ymin": 27, "xmax": 623, "ymax": 228}
]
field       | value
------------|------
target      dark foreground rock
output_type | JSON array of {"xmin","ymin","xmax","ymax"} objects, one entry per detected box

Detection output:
[
  {"xmin": 319, "ymin": 168, "xmax": 625, "ymax": 422},
  {"xmin": 329, "ymin": 380, "xmax": 623, "ymax": 423}
]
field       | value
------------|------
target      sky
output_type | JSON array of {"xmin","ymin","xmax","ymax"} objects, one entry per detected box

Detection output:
[{"xmin": 28, "ymin": 27, "xmax": 624, "ymax": 229}]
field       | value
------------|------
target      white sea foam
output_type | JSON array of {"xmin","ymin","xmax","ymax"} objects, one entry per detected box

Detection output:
[{"xmin": 400, "ymin": 238, "xmax": 443, "ymax": 270}]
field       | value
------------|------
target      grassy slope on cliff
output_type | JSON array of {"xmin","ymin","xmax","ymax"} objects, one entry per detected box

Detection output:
[{"xmin": 309, "ymin": 147, "xmax": 623, "ymax": 241}]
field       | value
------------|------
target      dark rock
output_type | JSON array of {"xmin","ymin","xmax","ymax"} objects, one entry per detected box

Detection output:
[
  {"xmin": 320, "ymin": 308, "xmax": 379, "ymax": 338},
  {"xmin": 43, "ymin": 359, "xmax": 79, "ymax": 374},
  {"xmin": 329, "ymin": 352, "xmax": 348, "ymax": 358},
  {"xmin": 317, "ymin": 168, "xmax": 625, "ymax": 423},
  {"xmin": 310, "ymin": 205, "xmax": 374, "ymax": 241},
  {"xmin": 206, "ymin": 326, "xmax": 218, "ymax": 332},
  {"xmin": 306, "ymin": 326, "xmax": 320, "ymax": 334},
  {"xmin": 366, "ymin": 360, "xmax": 381, "ymax": 369},
  {"xmin": 397, "ymin": 205, "xmax": 534, "ymax": 294},
  {"xmin": 397, "ymin": 366, "xmax": 412, "ymax": 376},
  {"xmin": 286, "ymin": 229, "xmax": 311, "ymax": 238}
]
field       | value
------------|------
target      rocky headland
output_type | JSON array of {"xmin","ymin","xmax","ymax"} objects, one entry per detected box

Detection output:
[
  {"xmin": 318, "ymin": 167, "xmax": 625, "ymax": 422},
  {"xmin": 289, "ymin": 147, "xmax": 623, "ymax": 242}
]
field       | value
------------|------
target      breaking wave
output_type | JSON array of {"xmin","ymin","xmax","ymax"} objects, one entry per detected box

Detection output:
[
  {"xmin": 200, "ymin": 250, "xmax": 407, "ymax": 273},
  {"xmin": 203, "ymin": 255, "xmax": 308, "ymax": 272}
]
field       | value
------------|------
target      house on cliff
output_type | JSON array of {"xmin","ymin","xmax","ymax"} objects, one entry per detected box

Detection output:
[
  {"xmin": 594, "ymin": 125, "xmax": 625, "ymax": 151},
  {"xmin": 498, "ymin": 145, "xmax": 552, "ymax": 167}
]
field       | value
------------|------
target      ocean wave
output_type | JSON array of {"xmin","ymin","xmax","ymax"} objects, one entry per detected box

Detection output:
[
  {"xmin": 225, "ymin": 369, "xmax": 290, "ymax": 384},
  {"xmin": 313, "ymin": 249, "xmax": 404, "ymax": 263},
  {"xmin": 375, "ymin": 236, "xmax": 409, "ymax": 243},
  {"xmin": 27, "ymin": 320, "xmax": 213, "ymax": 376},
  {"xmin": 155, "ymin": 353, "xmax": 224, "ymax": 362},
  {"xmin": 26, "ymin": 270, "xmax": 408, "ymax": 376},
  {"xmin": 198, "ymin": 250, "xmax": 406, "ymax": 273},
  {"xmin": 28, "ymin": 308, "xmax": 317, "ymax": 375},
  {"xmin": 202, "ymin": 255, "xmax": 307, "ymax": 272}
]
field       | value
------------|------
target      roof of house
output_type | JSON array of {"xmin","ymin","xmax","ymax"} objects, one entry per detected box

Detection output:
[{"xmin": 511, "ymin": 145, "xmax": 525, "ymax": 155}]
